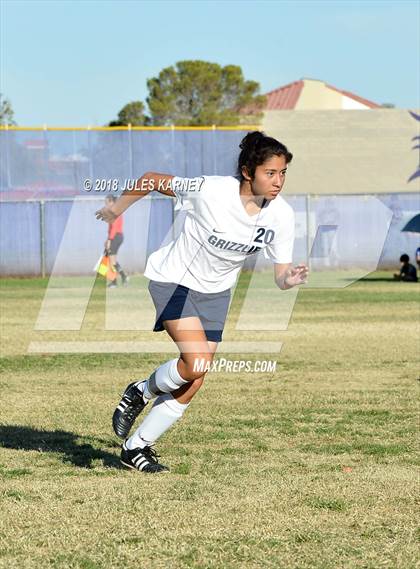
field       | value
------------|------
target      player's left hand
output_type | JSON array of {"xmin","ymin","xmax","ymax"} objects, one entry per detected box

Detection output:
[{"xmin": 284, "ymin": 264, "xmax": 309, "ymax": 287}]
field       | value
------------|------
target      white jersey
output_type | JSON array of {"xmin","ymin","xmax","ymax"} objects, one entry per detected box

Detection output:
[{"xmin": 144, "ymin": 175, "xmax": 295, "ymax": 293}]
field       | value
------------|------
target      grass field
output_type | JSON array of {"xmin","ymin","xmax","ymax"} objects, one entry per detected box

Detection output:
[{"xmin": 0, "ymin": 272, "xmax": 419, "ymax": 568}]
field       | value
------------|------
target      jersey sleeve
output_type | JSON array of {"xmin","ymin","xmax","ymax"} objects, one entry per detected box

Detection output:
[
  {"xmin": 264, "ymin": 206, "xmax": 295, "ymax": 264},
  {"xmin": 171, "ymin": 176, "xmax": 205, "ymax": 211}
]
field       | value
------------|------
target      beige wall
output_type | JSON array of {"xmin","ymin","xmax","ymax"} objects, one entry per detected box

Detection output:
[
  {"xmin": 295, "ymin": 80, "xmax": 344, "ymax": 110},
  {"xmin": 263, "ymin": 109, "xmax": 420, "ymax": 194}
]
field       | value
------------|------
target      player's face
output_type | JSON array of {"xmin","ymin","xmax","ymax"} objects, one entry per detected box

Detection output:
[{"xmin": 251, "ymin": 154, "xmax": 288, "ymax": 200}]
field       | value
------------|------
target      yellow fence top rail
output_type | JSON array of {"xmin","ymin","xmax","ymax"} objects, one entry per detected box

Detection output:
[{"xmin": 0, "ymin": 125, "xmax": 261, "ymax": 132}]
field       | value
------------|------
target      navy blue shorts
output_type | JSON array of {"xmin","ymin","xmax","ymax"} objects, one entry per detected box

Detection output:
[{"xmin": 148, "ymin": 280, "xmax": 231, "ymax": 343}]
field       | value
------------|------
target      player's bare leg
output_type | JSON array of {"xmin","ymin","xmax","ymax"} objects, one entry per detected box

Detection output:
[
  {"xmin": 163, "ymin": 318, "xmax": 219, "ymax": 403},
  {"xmin": 119, "ymin": 319, "xmax": 218, "ymax": 473}
]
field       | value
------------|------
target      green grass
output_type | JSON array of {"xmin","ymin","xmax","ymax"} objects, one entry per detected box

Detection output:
[{"xmin": 0, "ymin": 271, "xmax": 419, "ymax": 568}]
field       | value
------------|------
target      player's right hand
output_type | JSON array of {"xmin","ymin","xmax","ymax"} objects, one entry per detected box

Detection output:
[{"xmin": 95, "ymin": 206, "xmax": 117, "ymax": 223}]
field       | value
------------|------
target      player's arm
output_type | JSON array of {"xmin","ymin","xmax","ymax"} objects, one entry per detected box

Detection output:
[
  {"xmin": 274, "ymin": 262, "xmax": 309, "ymax": 290},
  {"xmin": 95, "ymin": 172, "xmax": 175, "ymax": 223}
]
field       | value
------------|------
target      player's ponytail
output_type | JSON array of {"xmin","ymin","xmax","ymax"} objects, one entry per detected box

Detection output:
[
  {"xmin": 237, "ymin": 131, "xmax": 293, "ymax": 181},
  {"xmin": 239, "ymin": 131, "xmax": 265, "ymax": 150}
]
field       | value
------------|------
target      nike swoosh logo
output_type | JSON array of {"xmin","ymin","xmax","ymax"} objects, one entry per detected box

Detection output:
[{"xmin": 213, "ymin": 228, "xmax": 226, "ymax": 233}]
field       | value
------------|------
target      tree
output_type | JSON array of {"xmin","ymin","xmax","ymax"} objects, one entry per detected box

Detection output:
[
  {"xmin": 108, "ymin": 101, "xmax": 148, "ymax": 126},
  {"xmin": 0, "ymin": 94, "xmax": 16, "ymax": 126},
  {"xmin": 146, "ymin": 60, "xmax": 266, "ymax": 126}
]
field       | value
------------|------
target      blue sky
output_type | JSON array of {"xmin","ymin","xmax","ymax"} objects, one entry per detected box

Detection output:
[{"xmin": 1, "ymin": 0, "xmax": 419, "ymax": 126}]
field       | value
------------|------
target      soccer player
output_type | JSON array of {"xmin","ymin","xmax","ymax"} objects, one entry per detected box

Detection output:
[
  {"xmin": 104, "ymin": 195, "xmax": 128, "ymax": 288},
  {"xmin": 96, "ymin": 131, "xmax": 309, "ymax": 473}
]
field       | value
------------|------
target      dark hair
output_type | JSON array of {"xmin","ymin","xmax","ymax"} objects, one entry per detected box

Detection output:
[
  {"xmin": 105, "ymin": 195, "xmax": 117, "ymax": 203},
  {"xmin": 400, "ymin": 254, "xmax": 409, "ymax": 263},
  {"xmin": 237, "ymin": 131, "xmax": 293, "ymax": 181}
]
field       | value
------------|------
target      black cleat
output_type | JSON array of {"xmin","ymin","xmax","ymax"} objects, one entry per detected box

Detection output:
[
  {"xmin": 112, "ymin": 381, "xmax": 148, "ymax": 439},
  {"xmin": 120, "ymin": 441, "xmax": 169, "ymax": 473}
]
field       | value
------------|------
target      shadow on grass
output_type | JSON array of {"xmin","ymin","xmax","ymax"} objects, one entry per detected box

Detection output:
[
  {"xmin": 343, "ymin": 277, "xmax": 396, "ymax": 283},
  {"xmin": 358, "ymin": 277, "xmax": 397, "ymax": 282},
  {"xmin": 0, "ymin": 425, "xmax": 122, "ymax": 469}
]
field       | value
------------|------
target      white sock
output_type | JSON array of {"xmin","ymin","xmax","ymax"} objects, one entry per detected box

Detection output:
[
  {"xmin": 125, "ymin": 393, "xmax": 189, "ymax": 449},
  {"xmin": 142, "ymin": 358, "xmax": 189, "ymax": 400}
]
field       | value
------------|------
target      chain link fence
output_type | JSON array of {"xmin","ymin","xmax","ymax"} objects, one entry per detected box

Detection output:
[{"xmin": 0, "ymin": 128, "xmax": 419, "ymax": 275}]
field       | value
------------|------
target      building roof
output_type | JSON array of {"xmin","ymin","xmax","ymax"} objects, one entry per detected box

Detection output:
[
  {"xmin": 265, "ymin": 78, "xmax": 381, "ymax": 110},
  {"xmin": 265, "ymin": 80, "xmax": 305, "ymax": 110}
]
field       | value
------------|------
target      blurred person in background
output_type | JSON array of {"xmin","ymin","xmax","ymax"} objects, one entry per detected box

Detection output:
[
  {"xmin": 393, "ymin": 253, "xmax": 418, "ymax": 282},
  {"xmin": 104, "ymin": 195, "xmax": 128, "ymax": 288}
]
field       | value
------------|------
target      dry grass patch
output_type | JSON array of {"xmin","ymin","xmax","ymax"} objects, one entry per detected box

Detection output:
[{"xmin": 0, "ymin": 273, "xmax": 419, "ymax": 568}]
